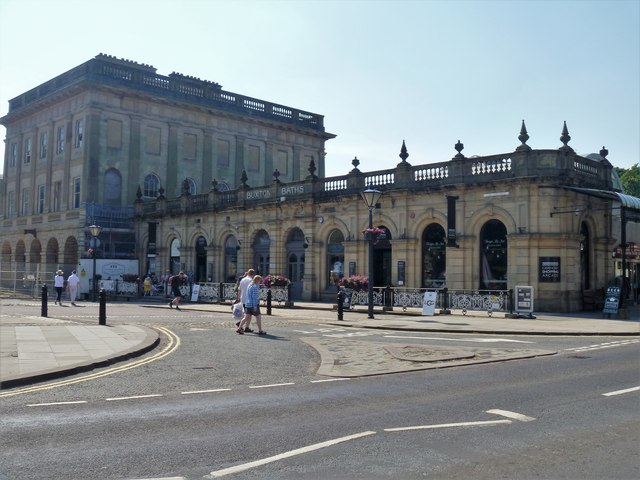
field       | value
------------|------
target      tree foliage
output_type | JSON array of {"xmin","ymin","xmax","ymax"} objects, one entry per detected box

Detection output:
[{"xmin": 615, "ymin": 164, "xmax": 640, "ymax": 197}]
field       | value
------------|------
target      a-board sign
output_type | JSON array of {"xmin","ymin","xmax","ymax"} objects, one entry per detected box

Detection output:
[
  {"xmin": 603, "ymin": 286, "xmax": 621, "ymax": 315},
  {"xmin": 515, "ymin": 285, "xmax": 534, "ymax": 314},
  {"xmin": 190, "ymin": 284, "xmax": 200, "ymax": 302},
  {"xmin": 422, "ymin": 291, "xmax": 437, "ymax": 316}
]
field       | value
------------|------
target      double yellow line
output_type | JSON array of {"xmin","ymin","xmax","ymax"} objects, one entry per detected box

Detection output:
[{"xmin": 0, "ymin": 326, "xmax": 180, "ymax": 398}]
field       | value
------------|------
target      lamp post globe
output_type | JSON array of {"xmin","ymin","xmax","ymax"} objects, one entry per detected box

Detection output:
[
  {"xmin": 361, "ymin": 188, "xmax": 382, "ymax": 319},
  {"xmin": 89, "ymin": 225, "xmax": 102, "ymax": 301}
]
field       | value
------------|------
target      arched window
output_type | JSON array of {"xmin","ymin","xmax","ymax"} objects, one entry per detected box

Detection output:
[
  {"xmin": 422, "ymin": 224, "xmax": 446, "ymax": 288},
  {"xmin": 480, "ymin": 220, "xmax": 508, "ymax": 290},
  {"xmin": 104, "ymin": 168, "xmax": 122, "ymax": 206},
  {"xmin": 186, "ymin": 178, "xmax": 197, "ymax": 195},
  {"xmin": 580, "ymin": 222, "xmax": 590, "ymax": 290},
  {"xmin": 326, "ymin": 229, "xmax": 345, "ymax": 288},
  {"xmin": 253, "ymin": 230, "xmax": 270, "ymax": 276},
  {"xmin": 224, "ymin": 236, "xmax": 239, "ymax": 282},
  {"xmin": 143, "ymin": 173, "xmax": 160, "ymax": 198}
]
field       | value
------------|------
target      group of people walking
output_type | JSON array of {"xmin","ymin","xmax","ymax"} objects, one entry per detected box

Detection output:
[
  {"xmin": 53, "ymin": 269, "xmax": 81, "ymax": 306},
  {"xmin": 234, "ymin": 269, "xmax": 267, "ymax": 335}
]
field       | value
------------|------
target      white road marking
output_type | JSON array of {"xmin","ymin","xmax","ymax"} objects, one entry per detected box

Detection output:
[
  {"xmin": 207, "ymin": 431, "xmax": 376, "ymax": 477},
  {"xmin": 565, "ymin": 339, "xmax": 640, "ymax": 352},
  {"xmin": 127, "ymin": 477, "xmax": 186, "ymax": 480},
  {"xmin": 385, "ymin": 419, "xmax": 511, "ymax": 432},
  {"xmin": 310, "ymin": 378, "xmax": 351, "ymax": 383},
  {"xmin": 27, "ymin": 401, "xmax": 87, "ymax": 407},
  {"xmin": 384, "ymin": 335, "xmax": 534, "ymax": 343},
  {"xmin": 249, "ymin": 382, "xmax": 295, "ymax": 389},
  {"xmin": 486, "ymin": 409, "xmax": 536, "ymax": 422},
  {"xmin": 603, "ymin": 386, "xmax": 640, "ymax": 397},
  {"xmin": 181, "ymin": 388, "xmax": 232, "ymax": 395},
  {"xmin": 106, "ymin": 394, "xmax": 163, "ymax": 401}
]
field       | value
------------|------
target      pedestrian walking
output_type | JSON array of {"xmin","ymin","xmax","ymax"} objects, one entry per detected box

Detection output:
[
  {"xmin": 236, "ymin": 269, "xmax": 255, "ymax": 332},
  {"xmin": 54, "ymin": 270, "xmax": 65, "ymax": 305},
  {"xmin": 67, "ymin": 270, "xmax": 81, "ymax": 305},
  {"xmin": 168, "ymin": 271, "xmax": 186, "ymax": 310},
  {"xmin": 237, "ymin": 274, "xmax": 266, "ymax": 335},
  {"xmin": 143, "ymin": 275, "xmax": 152, "ymax": 296}
]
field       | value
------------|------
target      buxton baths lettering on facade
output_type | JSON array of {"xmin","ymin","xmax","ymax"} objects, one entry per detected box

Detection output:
[{"xmin": 245, "ymin": 185, "xmax": 306, "ymax": 200}]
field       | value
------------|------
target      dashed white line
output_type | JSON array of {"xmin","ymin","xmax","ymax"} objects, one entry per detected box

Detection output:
[
  {"xmin": 27, "ymin": 400, "xmax": 88, "ymax": 407},
  {"xmin": 486, "ymin": 409, "xmax": 536, "ymax": 422},
  {"xmin": 565, "ymin": 339, "xmax": 640, "ymax": 352},
  {"xmin": 207, "ymin": 431, "xmax": 376, "ymax": 477},
  {"xmin": 384, "ymin": 335, "xmax": 534, "ymax": 343},
  {"xmin": 310, "ymin": 378, "xmax": 351, "ymax": 383},
  {"xmin": 384, "ymin": 419, "xmax": 511, "ymax": 432},
  {"xmin": 249, "ymin": 382, "xmax": 295, "ymax": 389},
  {"xmin": 181, "ymin": 388, "xmax": 232, "ymax": 395},
  {"xmin": 106, "ymin": 394, "xmax": 164, "ymax": 401},
  {"xmin": 603, "ymin": 386, "xmax": 640, "ymax": 397}
]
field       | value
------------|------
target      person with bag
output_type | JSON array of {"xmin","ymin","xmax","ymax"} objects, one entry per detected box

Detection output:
[
  {"xmin": 168, "ymin": 271, "xmax": 186, "ymax": 310},
  {"xmin": 235, "ymin": 269, "xmax": 255, "ymax": 332},
  {"xmin": 54, "ymin": 269, "xmax": 65, "ymax": 305},
  {"xmin": 237, "ymin": 274, "xmax": 266, "ymax": 335}
]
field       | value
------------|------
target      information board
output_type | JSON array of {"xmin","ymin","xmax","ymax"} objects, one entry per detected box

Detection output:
[
  {"xmin": 515, "ymin": 285, "xmax": 534, "ymax": 315},
  {"xmin": 603, "ymin": 286, "xmax": 621, "ymax": 315},
  {"xmin": 422, "ymin": 291, "xmax": 437, "ymax": 316}
]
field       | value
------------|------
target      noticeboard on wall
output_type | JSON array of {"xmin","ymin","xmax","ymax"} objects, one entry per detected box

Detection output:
[{"xmin": 539, "ymin": 257, "xmax": 561, "ymax": 283}]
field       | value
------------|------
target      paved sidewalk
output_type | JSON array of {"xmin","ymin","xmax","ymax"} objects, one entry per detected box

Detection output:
[{"xmin": 0, "ymin": 299, "xmax": 637, "ymax": 389}]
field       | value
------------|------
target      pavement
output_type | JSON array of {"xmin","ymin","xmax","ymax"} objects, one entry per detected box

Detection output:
[{"xmin": 1, "ymin": 298, "xmax": 638, "ymax": 389}]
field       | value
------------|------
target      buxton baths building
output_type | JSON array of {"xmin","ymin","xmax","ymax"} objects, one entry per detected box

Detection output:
[
  {"xmin": 131, "ymin": 125, "xmax": 639, "ymax": 313},
  {"xmin": 1, "ymin": 56, "xmax": 638, "ymax": 313}
]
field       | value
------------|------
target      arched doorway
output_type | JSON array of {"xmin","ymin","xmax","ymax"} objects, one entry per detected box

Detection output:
[
  {"xmin": 195, "ymin": 236, "xmax": 207, "ymax": 282},
  {"xmin": 224, "ymin": 236, "xmax": 239, "ymax": 282},
  {"xmin": 1, "ymin": 241, "xmax": 12, "ymax": 287},
  {"xmin": 580, "ymin": 222, "xmax": 590, "ymax": 290},
  {"xmin": 373, "ymin": 226, "xmax": 392, "ymax": 287},
  {"xmin": 327, "ymin": 229, "xmax": 345, "ymax": 288},
  {"xmin": 286, "ymin": 228, "xmax": 305, "ymax": 300},
  {"xmin": 480, "ymin": 219, "xmax": 507, "ymax": 290},
  {"xmin": 422, "ymin": 223, "xmax": 446, "ymax": 288},
  {"xmin": 63, "ymin": 236, "xmax": 79, "ymax": 275},
  {"xmin": 170, "ymin": 238, "xmax": 181, "ymax": 275},
  {"xmin": 29, "ymin": 239, "xmax": 42, "ymax": 274},
  {"xmin": 252, "ymin": 230, "xmax": 271, "ymax": 276},
  {"xmin": 45, "ymin": 238, "xmax": 59, "ymax": 274},
  {"xmin": 15, "ymin": 240, "xmax": 26, "ymax": 277}
]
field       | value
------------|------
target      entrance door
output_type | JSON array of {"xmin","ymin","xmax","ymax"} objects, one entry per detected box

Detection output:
[
  {"xmin": 372, "ymin": 226, "xmax": 392, "ymax": 287},
  {"xmin": 286, "ymin": 228, "xmax": 305, "ymax": 300}
]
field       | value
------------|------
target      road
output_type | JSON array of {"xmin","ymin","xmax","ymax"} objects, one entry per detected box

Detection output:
[{"xmin": 0, "ymin": 302, "xmax": 638, "ymax": 479}]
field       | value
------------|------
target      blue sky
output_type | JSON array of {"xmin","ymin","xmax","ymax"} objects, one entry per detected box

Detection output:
[{"xmin": 1, "ymin": 0, "xmax": 638, "ymax": 178}]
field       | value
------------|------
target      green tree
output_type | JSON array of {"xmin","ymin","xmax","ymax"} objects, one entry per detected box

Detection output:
[{"xmin": 616, "ymin": 164, "xmax": 640, "ymax": 197}]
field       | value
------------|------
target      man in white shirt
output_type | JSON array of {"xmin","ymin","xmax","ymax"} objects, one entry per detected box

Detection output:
[
  {"xmin": 67, "ymin": 270, "xmax": 81, "ymax": 306},
  {"xmin": 236, "ymin": 269, "xmax": 255, "ymax": 332}
]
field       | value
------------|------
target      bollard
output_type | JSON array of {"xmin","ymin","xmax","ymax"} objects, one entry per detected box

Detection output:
[
  {"xmin": 337, "ymin": 289, "xmax": 344, "ymax": 321},
  {"xmin": 99, "ymin": 289, "xmax": 107, "ymax": 325},
  {"xmin": 41, "ymin": 284, "xmax": 48, "ymax": 318},
  {"xmin": 266, "ymin": 289, "xmax": 272, "ymax": 315}
]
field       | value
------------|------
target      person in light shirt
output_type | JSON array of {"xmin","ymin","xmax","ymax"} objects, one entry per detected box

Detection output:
[
  {"xmin": 67, "ymin": 270, "xmax": 81, "ymax": 306},
  {"xmin": 54, "ymin": 270, "xmax": 65, "ymax": 305}
]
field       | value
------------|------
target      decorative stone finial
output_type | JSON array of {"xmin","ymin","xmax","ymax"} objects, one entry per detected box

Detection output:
[
  {"xmin": 559, "ymin": 121, "xmax": 574, "ymax": 152},
  {"xmin": 240, "ymin": 170, "xmax": 249, "ymax": 188},
  {"xmin": 454, "ymin": 140, "xmax": 465, "ymax": 159},
  {"xmin": 516, "ymin": 120, "xmax": 532, "ymax": 151},
  {"xmin": 182, "ymin": 178, "xmax": 190, "ymax": 196},
  {"xmin": 350, "ymin": 156, "xmax": 361, "ymax": 174},
  {"xmin": 157, "ymin": 185, "xmax": 165, "ymax": 200},
  {"xmin": 273, "ymin": 169, "xmax": 281, "ymax": 183},
  {"xmin": 210, "ymin": 179, "xmax": 218, "ymax": 191},
  {"xmin": 135, "ymin": 185, "xmax": 143, "ymax": 202},
  {"xmin": 399, "ymin": 140, "xmax": 409, "ymax": 163},
  {"xmin": 599, "ymin": 146, "xmax": 608, "ymax": 159},
  {"xmin": 308, "ymin": 158, "xmax": 317, "ymax": 178}
]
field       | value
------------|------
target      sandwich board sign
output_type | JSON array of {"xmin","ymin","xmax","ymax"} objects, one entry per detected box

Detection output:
[
  {"xmin": 422, "ymin": 291, "xmax": 437, "ymax": 316},
  {"xmin": 515, "ymin": 285, "xmax": 534, "ymax": 317},
  {"xmin": 603, "ymin": 286, "xmax": 621, "ymax": 316}
]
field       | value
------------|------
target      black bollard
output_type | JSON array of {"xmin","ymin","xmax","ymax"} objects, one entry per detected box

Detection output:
[
  {"xmin": 266, "ymin": 289, "xmax": 272, "ymax": 315},
  {"xmin": 41, "ymin": 284, "xmax": 48, "ymax": 318},
  {"xmin": 337, "ymin": 289, "xmax": 344, "ymax": 321},
  {"xmin": 99, "ymin": 289, "xmax": 107, "ymax": 325}
]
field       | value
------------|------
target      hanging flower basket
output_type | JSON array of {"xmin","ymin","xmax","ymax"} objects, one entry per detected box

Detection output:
[
  {"xmin": 338, "ymin": 275, "xmax": 369, "ymax": 291},
  {"xmin": 262, "ymin": 274, "xmax": 291, "ymax": 287},
  {"xmin": 363, "ymin": 227, "xmax": 385, "ymax": 241}
]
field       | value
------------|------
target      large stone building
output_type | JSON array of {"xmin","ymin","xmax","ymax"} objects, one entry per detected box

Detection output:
[
  {"xmin": 0, "ymin": 54, "xmax": 334, "ymax": 280},
  {"xmin": 1, "ymin": 55, "xmax": 638, "ymax": 312}
]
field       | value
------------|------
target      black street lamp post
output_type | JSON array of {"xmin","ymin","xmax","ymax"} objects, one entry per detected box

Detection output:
[
  {"xmin": 89, "ymin": 224, "xmax": 102, "ymax": 302},
  {"xmin": 361, "ymin": 188, "xmax": 382, "ymax": 319}
]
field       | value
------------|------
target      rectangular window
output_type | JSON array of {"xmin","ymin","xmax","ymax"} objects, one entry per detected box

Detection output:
[
  {"xmin": 37, "ymin": 185, "xmax": 46, "ymax": 214},
  {"xmin": 7, "ymin": 191, "xmax": 15, "ymax": 217},
  {"xmin": 53, "ymin": 181, "xmax": 62, "ymax": 212},
  {"xmin": 248, "ymin": 145, "xmax": 260, "ymax": 172},
  {"xmin": 56, "ymin": 126, "xmax": 65, "ymax": 154},
  {"xmin": 24, "ymin": 138, "xmax": 32, "ymax": 164},
  {"xmin": 10, "ymin": 143, "xmax": 17, "ymax": 168},
  {"xmin": 40, "ymin": 132, "xmax": 48, "ymax": 159},
  {"xmin": 145, "ymin": 126, "xmax": 161, "ymax": 155},
  {"xmin": 184, "ymin": 133, "xmax": 197, "ymax": 160},
  {"xmin": 217, "ymin": 139, "xmax": 230, "ymax": 167},
  {"xmin": 75, "ymin": 119, "xmax": 84, "ymax": 148},
  {"xmin": 73, "ymin": 177, "xmax": 81, "ymax": 208},
  {"xmin": 21, "ymin": 188, "xmax": 30, "ymax": 216}
]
